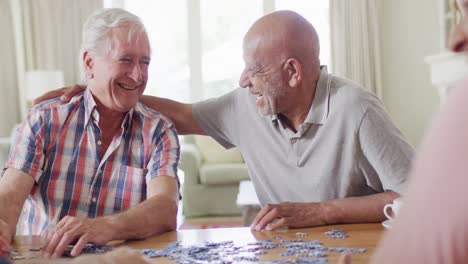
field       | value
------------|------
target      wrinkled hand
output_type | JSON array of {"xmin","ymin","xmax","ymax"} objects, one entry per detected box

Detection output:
[
  {"xmin": 32, "ymin": 84, "xmax": 85, "ymax": 106},
  {"xmin": 0, "ymin": 219, "xmax": 12, "ymax": 258},
  {"xmin": 43, "ymin": 216, "xmax": 115, "ymax": 258},
  {"xmin": 250, "ymin": 202, "xmax": 327, "ymax": 231}
]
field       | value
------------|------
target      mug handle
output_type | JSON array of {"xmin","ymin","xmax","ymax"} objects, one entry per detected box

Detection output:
[{"xmin": 384, "ymin": 204, "xmax": 394, "ymax": 220}]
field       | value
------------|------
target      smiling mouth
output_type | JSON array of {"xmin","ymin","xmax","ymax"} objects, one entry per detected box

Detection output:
[{"xmin": 117, "ymin": 83, "xmax": 139, "ymax": 91}]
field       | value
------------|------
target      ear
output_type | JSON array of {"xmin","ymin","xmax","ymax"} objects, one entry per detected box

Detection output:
[
  {"xmin": 283, "ymin": 58, "xmax": 302, "ymax": 88},
  {"xmin": 83, "ymin": 51, "xmax": 95, "ymax": 79}
]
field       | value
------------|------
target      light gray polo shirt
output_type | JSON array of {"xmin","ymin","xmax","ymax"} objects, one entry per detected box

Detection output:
[{"xmin": 193, "ymin": 67, "xmax": 414, "ymax": 205}]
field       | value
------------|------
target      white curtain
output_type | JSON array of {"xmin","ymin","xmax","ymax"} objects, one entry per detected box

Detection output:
[
  {"xmin": 0, "ymin": 0, "xmax": 101, "ymax": 163},
  {"xmin": 21, "ymin": 0, "xmax": 102, "ymax": 85},
  {"xmin": 330, "ymin": 0, "xmax": 383, "ymax": 99},
  {"xmin": 0, "ymin": 0, "xmax": 21, "ymax": 137}
]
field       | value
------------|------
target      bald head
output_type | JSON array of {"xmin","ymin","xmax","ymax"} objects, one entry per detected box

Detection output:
[{"xmin": 243, "ymin": 10, "xmax": 320, "ymax": 75}]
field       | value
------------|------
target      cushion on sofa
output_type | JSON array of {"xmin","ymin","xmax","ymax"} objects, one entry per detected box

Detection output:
[
  {"xmin": 199, "ymin": 163, "xmax": 250, "ymax": 185},
  {"xmin": 194, "ymin": 136, "xmax": 243, "ymax": 164}
]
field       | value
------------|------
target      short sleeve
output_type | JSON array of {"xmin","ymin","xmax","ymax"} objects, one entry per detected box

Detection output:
[
  {"xmin": 192, "ymin": 89, "xmax": 241, "ymax": 149},
  {"xmin": 4, "ymin": 110, "xmax": 46, "ymax": 182},
  {"xmin": 146, "ymin": 121, "xmax": 181, "ymax": 197},
  {"xmin": 146, "ymin": 122, "xmax": 180, "ymax": 179},
  {"xmin": 358, "ymin": 102, "xmax": 414, "ymax": 194}
]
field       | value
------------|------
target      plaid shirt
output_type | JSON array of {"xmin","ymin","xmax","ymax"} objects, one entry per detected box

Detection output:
[{"xmin": 4, "ymin": 89, "xmax": 180, "ymax": 235}]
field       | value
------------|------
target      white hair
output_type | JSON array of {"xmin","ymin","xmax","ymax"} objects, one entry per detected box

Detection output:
[{"xmin": 78, "ymin": 8, "xmax": 148, "ymax": 84}]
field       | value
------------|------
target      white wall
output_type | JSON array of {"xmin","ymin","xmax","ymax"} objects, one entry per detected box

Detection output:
[{"xmin": 379, "ymin": 0, "xmax": 441, "ymax": 147}]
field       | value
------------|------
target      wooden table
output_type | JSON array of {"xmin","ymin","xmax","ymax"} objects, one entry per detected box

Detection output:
[{"xmin": 12, "ymin": 223, "xmax": 384, "ymax": 263}]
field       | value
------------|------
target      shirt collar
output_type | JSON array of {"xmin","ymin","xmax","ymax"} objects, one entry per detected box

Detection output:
[
  {"xmin": 83, "ymin": 89, "xmax": 135, "ymax": 129},
  {"xmin": 303, "ymin": 65, "xmax": 331, "ymax": 125},
  {"xmin": 271, "ymin": 65, "xmax": 332, "ymax": 125}
]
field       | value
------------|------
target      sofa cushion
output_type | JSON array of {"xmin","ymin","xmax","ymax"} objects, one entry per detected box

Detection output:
[
  {"xmin": 194, "ymin": 136, "xmax": 243, "ymax": 164},
  {"xmin": 199, "ymin": 163, "xmax": 250, "ymax": 185}
]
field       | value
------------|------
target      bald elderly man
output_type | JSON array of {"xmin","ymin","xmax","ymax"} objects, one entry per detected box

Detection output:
[{"xmin": 38, "ymin": 10, "xmax": 414, "ymax": 231}]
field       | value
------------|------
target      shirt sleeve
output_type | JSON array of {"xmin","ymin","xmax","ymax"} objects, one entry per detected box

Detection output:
[
  {"xmin": 371, "ymin": 79, "xmax": 468, "ymax": 263},
  {"xmin": 358, "ymin": 100, "xmax": 414, "ymax": 194},
  {"xmin": 4, "ymin": 109, "xmax": 45, "ymax": 182},
  {"xmin": 192, "ymin": 89, "xmax": 241, "ymax": 149},
  {"xmin": 146, "ymin": 120, "xmax": 181, "ymax": 198},
  {"xmin": 146, "ymin": 122, "xmax": 180, "ymax": 180}
]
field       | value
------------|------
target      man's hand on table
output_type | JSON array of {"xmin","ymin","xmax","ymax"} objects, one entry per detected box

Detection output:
[
  {"xmin": 43, "ymin": 216, "xmax": 115, "ymax": 258},
  {"xmin": 32, "ymin": 84, "xmax": 84, "ymax": 105},
  {"xmin": 250, "ymin": 202, "xmax": 328, "ymax": 231},
  {"xmin": 0, "ymin": 219, "xmax": 12, "ymax": 258}
]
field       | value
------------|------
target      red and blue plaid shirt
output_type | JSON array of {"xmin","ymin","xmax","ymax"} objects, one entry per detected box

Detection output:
[{"xmin": 4, "ymin": 89, "xmax": 180, "ymax": 235}]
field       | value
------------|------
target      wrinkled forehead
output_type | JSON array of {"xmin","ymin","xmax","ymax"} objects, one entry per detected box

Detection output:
[{"xmin": 242, "ymin": 32, "xmax": 277, "ymax": 63}]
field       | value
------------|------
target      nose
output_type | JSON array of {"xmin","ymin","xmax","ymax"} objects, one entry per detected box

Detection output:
[
  {"xmin": 129, "ymin": 63, "xmax": 144, "ymax": 83},
  {"xmin": 449, "ymin": 19, "xmax": 468, "ymax": 53},
  {"xmin": 238, "ymin": 69, "xmax": 251, "ymax": 88}
]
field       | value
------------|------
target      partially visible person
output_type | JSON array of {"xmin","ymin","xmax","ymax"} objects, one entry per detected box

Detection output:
[
  {"xmin": 33, "ymin": 11, "xmax": 413, "ymax": 231},
  {"xmin": 0, "ymin": 8, "xmax": 180, "ymax": 258},
  {"xmin": 370, "ymin": 4, "xmax": 468, "ymax": 262},
  {"xmin": 337, "ymin": 2, "xmax": 468, "ymax": 263}
]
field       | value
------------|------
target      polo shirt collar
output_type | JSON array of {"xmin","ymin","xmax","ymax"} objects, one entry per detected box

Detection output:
[
  {"xmin": 303, "ymin": 66, "xmax": 331, "ymax": 125},
  {"xmin": 271, "ymin": 66, "xmax": 331, "ymax": 125}
]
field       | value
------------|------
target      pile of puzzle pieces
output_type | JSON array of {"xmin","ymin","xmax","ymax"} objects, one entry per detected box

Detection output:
[{"xmin": 139, "ymin": 229, "xmax": 366, "ymax": 264}]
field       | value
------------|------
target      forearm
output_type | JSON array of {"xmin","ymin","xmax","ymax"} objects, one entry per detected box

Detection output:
[
  {"xmin": 0, "ymin": 169, "xmax": 34, "ymax": 240},
  {"xmin": 140, "ymin": 95, "xmax": 205, "ymax": 135},
  {"xmin": 321, "ymin": 191, "xmax": 400, "ymax": 224},
  {"xmin": 105, "ymin": 194, "xmax": 178, "ymax": 240},
  {"xmin": 0, "ymin": 196, "xmax": 22, "ymax": 239}
]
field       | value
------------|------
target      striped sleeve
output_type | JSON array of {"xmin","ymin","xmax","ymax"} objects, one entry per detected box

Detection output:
[
  {"xmin": 146, "ymin": 121, "xmax": 180, "ymax": 181},
  {"xmin": 6, "ymin": 109, "xmax": 46, "ymax": 181}
]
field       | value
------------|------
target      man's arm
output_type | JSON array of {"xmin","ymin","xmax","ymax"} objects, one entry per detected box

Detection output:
[
  {"xmin": 43, "ymin": 176, "xmax": 179, "ymax": 257},
  {"xmin": 106, "ymin": 175, "xmax": 179, "ymax": 239},
  {"xmin": 0, "ymin": 169, "xmax": 35, "ymax": 248},
  {"xmin": 139, "ymin": 95, "xmax": 205, "ymax": 135},
  {"xmin": 251, "ymin": 191, "xmax": 399, "ymax": 231},
  {"xmin": 33, "ymin": 85, "xmax": 206, "ymax": 135}
]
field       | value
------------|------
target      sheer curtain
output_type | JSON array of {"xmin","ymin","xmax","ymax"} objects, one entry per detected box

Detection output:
[
  {"xmin": 0, "ymin": 0, "xmax": 101, "ymax": 163},
  {"xmin": 21, "ymin": 0, "xmax": 101, "ymax": 85},
  {"xmin": 16, "ymin": 0, "xmax": 101, "ymax": 117},
  {"xmin": 0, "ymin": 0, "xmax": 21, "ymax": 136},
  {"xmin": 330, "ymin": 0, "xmax": 383, "ymax": 99}
]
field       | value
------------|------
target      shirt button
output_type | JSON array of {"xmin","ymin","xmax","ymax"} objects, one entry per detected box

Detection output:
[
  {"xmin": 290, "ymin": 138, "xmax": 298, "ymax": 144},
  {"xmin": 97, "ymin": 140, "xmax": 102, "ymax": 145},
  {"xmin": 92, "ymin": 197, "xmax": 97, "ymax": 203}
]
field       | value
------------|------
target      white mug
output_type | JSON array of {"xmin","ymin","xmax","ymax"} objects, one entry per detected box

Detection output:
[{"xmin": 383, "ymin": 198, "xmax": 403, "ymax": 221}]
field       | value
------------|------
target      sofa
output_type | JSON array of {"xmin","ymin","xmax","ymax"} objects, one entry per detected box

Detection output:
[{"xmin": 179, "ymin": 135, "xmax": 250, "ymax": 217}]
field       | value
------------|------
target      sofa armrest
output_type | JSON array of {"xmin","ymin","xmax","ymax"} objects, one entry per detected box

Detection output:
[{"xmin": 179, "ymin": 143, "xmax": 202, "ymax": 185}]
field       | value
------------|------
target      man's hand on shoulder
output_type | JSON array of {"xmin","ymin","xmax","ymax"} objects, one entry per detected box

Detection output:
[
  {"xmin": 33, "ymin": 85, "xmax": 85, "ymax": 105},
  {"xmin": 42, "ymin": 216, "xmax": 116, "ymax": 258},
  {"xmin": 250, "ymin": 202, "xmax": 328, "ymax": 231}
]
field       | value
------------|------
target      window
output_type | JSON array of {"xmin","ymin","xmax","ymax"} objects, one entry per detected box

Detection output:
[{"xmin": 104, "ymin": 0, "xmax": 330, "ymax": 103}]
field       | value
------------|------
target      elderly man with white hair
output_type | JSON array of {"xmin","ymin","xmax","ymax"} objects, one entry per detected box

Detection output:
[{"xmin": 0, "ymin": 8, "xmax": 180, "ymax": 258}]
